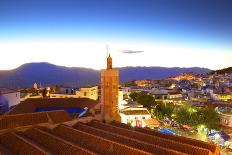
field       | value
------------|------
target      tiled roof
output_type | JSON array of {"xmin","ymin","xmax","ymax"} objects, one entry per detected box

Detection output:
[
  {"xmin": 169, "ymin": 92, "xmax": 182, "ymax": 95},
  {"xmin": 6, "ymin": 98, "xmax": 98, "ymax": 115},
  {"xmin": 110, "ymin": 121, "xmax": 220, "ymax": 155},
  {"xmin": 0, "ymin": 110, "xmax": 70, "ymax": 130},
  {"xmin": 120, "ymin": 110, "xmax": 150, "ymax": 115},
  {"xmin": 0, "ymin": 118, "xmax": 220, "ymax": 155},
  {"xmin": 143, "ymin": 119, "xmax": 160, "ymax": 126},
  {"xmin": 0, "ymin": 88, "xmax": 18, "ymax": 94}
]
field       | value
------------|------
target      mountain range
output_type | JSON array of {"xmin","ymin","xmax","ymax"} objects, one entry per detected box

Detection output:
[{"xmin": 0, "ymin": 62, "xmax": 211, "ymax": 88}]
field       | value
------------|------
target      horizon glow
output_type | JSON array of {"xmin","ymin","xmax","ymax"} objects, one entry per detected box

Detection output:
[{"xmin": 0, "ymin": 39, "xmax": 231, "ymax": 70}]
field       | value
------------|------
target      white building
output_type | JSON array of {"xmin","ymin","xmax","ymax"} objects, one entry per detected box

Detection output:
[
  {"xmin": 59, "ymin": 87, "xmax": 76, "ymax": 94},
  {"xmin": 51, "ymin": 86, "xmax": 98, "ymax": 100},
  {"xmin": 216, "ymin": 107, "xmax": 232, "ymax": 128},
  {"xmin": 122, "ymin": 87, "xmax": 131, "ymax": 96},
  {"xmin": 220, "ymin": 114, "xmax": 232, "ymax": 128},
  {"xmin": 0, "ymin": 88, "xmax": 20, "ymax": 112},
  {"xmin": 120, "ymin": 106, "xmax": 155, "ymax": 128},
  {"xmin": 76, "ymin": 86, "xmax": 98, "ymax": 100}
]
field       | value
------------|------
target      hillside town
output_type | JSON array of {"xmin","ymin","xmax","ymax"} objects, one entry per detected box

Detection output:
[{"xmin": 0, "ymin": 55, "xmax": 232, "ymax": 154}]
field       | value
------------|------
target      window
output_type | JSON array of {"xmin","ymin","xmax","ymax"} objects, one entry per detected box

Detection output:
[
  {"xmin": 142, "ymin": 117, "xmax": 145, "ymax": 119},
  {"xmin": 224, "ymin": 119, "xmax": 228, "ymax": 125},
  {"xmin": 84, "ymin": 92, "xmax": 87, "ymax": 96}
]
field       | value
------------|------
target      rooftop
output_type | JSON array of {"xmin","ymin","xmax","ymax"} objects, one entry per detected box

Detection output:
[
  {"xmin": 6, "ymin": 98, "xmax": 98, "ymax": 115},
  {"xmin": 0, "ymin": 88, "xmax": 19, "ymax": 95},
  {"xmin": 0, "ymin": 117, "xmax": 220, "ymax": 155},
  {"xmin": 120, "ymin": 110, "xmax": 151, "ymax": 116}
]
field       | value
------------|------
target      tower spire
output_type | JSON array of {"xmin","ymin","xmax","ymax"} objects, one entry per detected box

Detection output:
[
  {"xmin": 106, "ymin": 45, "xmax": 112, "ymax": 69},
  {"xmin": 107, "ymin": 54, "xmax": 112, "ymax": 69}
]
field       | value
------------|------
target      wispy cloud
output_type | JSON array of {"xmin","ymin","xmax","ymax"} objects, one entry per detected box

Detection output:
[{"xmin": 119, "ymin": 50, "xmax": 144, "ymax": 54}]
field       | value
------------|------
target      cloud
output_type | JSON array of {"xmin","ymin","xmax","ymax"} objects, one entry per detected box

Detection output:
[{"xmin": 119, "ymin": 50, "xmax": 144, "ymax": 54}]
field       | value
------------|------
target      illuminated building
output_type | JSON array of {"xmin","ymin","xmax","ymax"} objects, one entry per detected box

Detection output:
[
  {"xmin": 50, "ymin": 86, "xmax": 98, "ymax": 100},
  {"xmin": 169, "ymin": 73, "xmax": 199, "ymax": 81},
  {"xmin": 212, "ymin": 92, "xmax": 232, "ymax": 101},
  {"xmin": 120, "ymin": 106, "xmax": 153, "ymax": 128},
  {"xmin": 33, "ymin": 82, "xmax": 38, "ymax": 89},
  {"xmin": 134, "ymin": 80, "xmax": 152, "ymax": 87},
  {"xmin": 101, "ymin": 54, "xmax": 120, "ymax": 122},
  {"xmin": 77, "ymin": 86, "xmax": 98, "ymax": 100}
]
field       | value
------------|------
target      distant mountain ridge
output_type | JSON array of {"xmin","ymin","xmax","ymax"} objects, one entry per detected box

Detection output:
[{"xmin": 0, "ymin": 62, "xmax": 211, "ymax": 88}]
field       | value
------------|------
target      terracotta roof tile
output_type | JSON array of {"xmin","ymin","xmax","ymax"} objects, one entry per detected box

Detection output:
[
  {"xmin": 120, "ymin": 110, "xmax": 150, "ymax": 115},
  {"xmin": 6, "ymin": 98, "xmax": 98, "ymax": 115},
  {"xmin": 0, "ymin": 110, "xmax": 70, "ymax": 130},
  {"xmin": 111, "ymin": 121, "xmax": 220, "ymax": 155},
  {"xmin": 0, "ymin": 112, "xmax": 220, "ymax": 155}
]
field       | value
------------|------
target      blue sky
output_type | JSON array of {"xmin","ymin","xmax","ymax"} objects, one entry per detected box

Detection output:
[{"xmin": 0, "ymin": 0, "xmax": 231, "ymax": 70}]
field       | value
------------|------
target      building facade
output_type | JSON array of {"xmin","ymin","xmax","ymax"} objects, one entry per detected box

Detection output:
[
  {"xmin": 0, "ymin": 88, "xmax": 20, "ymax": 113},
  {"xmin": 50, "ymin": 86, "xmax": 98, "ymax": 100},
  {"xmin": 78, "ymin": 86, "xmax": 98, "ymax": 100},
  {"xmin": 101, "ymin": 55, "xmax": 120, "ymax": 122}
]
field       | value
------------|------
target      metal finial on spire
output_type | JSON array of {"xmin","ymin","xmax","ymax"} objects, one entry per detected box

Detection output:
[{"xmin": 106, "ymin": 45, "xmax": 109, "ymax": 57}]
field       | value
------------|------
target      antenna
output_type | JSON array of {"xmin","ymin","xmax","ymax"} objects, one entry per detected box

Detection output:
[{"xmin": 106, "ymin": 45, "xmax": 109, "ymax": 57}]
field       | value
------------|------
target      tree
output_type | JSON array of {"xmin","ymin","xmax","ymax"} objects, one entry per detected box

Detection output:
[
  {"xmin": 197, "ymin": 107, "xmax": 220, "ymax": 132},
  {"xmin": 175, "ymin": 106, "xmax": 220, "ymax": 132},
  {"xmin": 42, "ymin": 88, "xmax": 50, "ymax": 98},
  {"xmin": 129, "ymin": 92, "xmax": 138, "ymax": 101},
  {"xmin": 154, "ymin": 104, "xmax": 175, "ymax": 120},
  {"xmin": 137, "ymin": 92, "xmax": 155, "ymax": 109},
  {"xmin": 175, "ymin": 107, "xmax": 191, "ymax": 125}
]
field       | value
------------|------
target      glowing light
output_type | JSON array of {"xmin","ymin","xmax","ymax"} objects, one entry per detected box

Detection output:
[
  {"xmin": 214, "ymin": 133, "xmax": 220, "ymax": 139},
  {"xmin": 0, "ymin": 39, "xmax": 231, "ymax": 70}
]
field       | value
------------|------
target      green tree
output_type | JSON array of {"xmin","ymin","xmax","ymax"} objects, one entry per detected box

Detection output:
[
  {"xmin": 129, "ymin": 92, "xmax": 138, "ymax": 101},
  {"xmin": 154, "ymin": 104, "xmax": 175, "ymax": 120},
  {"xmin": 175, "ymin": 107, "xmax": 191, "ymax": 125},
  {"xmin": 175, "ymin": 106, "xmax": 204, "ymax": 127},
  {"xmin": 197, "ymin": 107, "xmax": 220, "ymax": 132},
  {"xmin": 175, "ymin": 106, "xmax": 220, "ymax": 131},
  {"xmin": 137, "ymin": 92, "xmax": 155, "ymax": 109}
]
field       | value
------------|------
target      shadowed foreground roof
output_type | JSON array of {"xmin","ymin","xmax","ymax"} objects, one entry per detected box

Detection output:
[
  {"xmin": 6, "ymin": 98, "xmax": 98, "ymax": 115},
  {"xmin": 0, "ymin": 110, "xmax": 71, "ymax": 131},
  {"xmin": 0, "ymin": 117, "xmax": 220, "ymax": 155}
]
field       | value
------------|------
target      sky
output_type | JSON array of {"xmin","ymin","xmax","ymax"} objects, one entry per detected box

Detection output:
[{"xmin": 0, "ymin": 0, "xmax": 231, "ymax": 70}]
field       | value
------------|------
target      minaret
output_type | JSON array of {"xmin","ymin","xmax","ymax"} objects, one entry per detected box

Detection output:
[
  {"xmin": 107, "ymin": 54, "xmax": 112, "ymax": 69},
  {"xmin": 101, "ymin": 54, "xmax": 120, "ymax": 122}
]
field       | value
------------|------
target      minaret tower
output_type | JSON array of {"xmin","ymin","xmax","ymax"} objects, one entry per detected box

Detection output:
[
  {"xmin": 101, "ymin": 52, "xmax": 120, "ymax": 122},
  {"xmin": 107, "ymin": 54, "xmax": 112, "ymax": 69}
]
